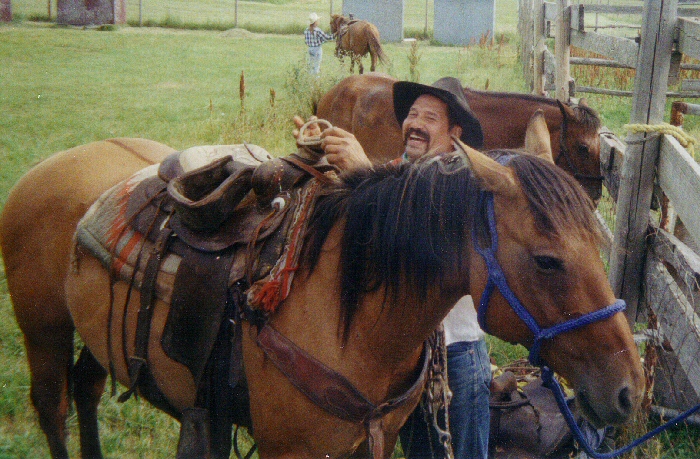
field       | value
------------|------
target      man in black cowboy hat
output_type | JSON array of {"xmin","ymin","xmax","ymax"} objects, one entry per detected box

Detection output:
[
  {"xmin": 297, "ymin": 77, "xmax": 491, "ymax": 459},
  {"xmin": 312, "ymin": 76, "xmax": 484, "ymax": 170}
]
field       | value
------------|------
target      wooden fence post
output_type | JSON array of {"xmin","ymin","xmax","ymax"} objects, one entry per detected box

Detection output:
[
  {"xmin": 114, "ymin": 0, "xmax": 125, "ymax": 24},
  {"xmin": 424, "ymin": 0, "xmax": 428, "ymax": 37},
  {"xmin": 609, "ymin": 0, "xmax": 678, "ymax": 323},
  {"xmin": 555, "ymin": 0, "xmax": 570, "ymax": 102},
  {"xmin": 518, "ymin": 0, "xmax": 535, "ymax": 91},
  {"xmin": 533, "ymin": 0, "xmax": 546, "ymax": 95}
]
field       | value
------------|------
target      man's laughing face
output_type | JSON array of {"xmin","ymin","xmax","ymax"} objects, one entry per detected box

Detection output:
[{"xmin": 401, "ymin": 94, "xmax": 462, "ymax": 162}]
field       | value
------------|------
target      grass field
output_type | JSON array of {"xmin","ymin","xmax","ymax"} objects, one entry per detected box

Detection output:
[{"xmin": 2, "ymin": 0, "xmax": 700, "ymax": 457}]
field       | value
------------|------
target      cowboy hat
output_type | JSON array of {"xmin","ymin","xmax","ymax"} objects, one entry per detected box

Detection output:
[
  {"xmin": 308, "ymin": 12, "xmax": 319, "ymax": 24},
  {"xmin": 393, "ymin": 77, "xmax": 484, "ymax": 148}
]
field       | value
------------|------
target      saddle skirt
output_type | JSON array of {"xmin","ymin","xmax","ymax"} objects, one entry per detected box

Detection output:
[{"xmin": 76, "ymin": 163, "xmax": 181, "ymax": 303}]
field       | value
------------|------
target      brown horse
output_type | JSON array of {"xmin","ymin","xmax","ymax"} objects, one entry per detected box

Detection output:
[
  {"xmin": 316, "ymin": 73, "xmax": 604, "ymax": 201},
  {"xmin": 1, "ymin": 118, "xmax": 644, "ymax": 458},
  {"xmin": 330, "ymin": 14, "xmax": 386, "ymax": 74},
  {"xmin": 0, "ymin": 138, "xmax": 175, "ymax": 459}
]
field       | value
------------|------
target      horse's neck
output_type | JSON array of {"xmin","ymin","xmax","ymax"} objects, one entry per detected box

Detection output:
[
  {"xmin": 273, "ymin": 225, "xmax": 462, "ymax": 402},
  {"xmin": 465, "ymin": 90, "xmax": 564, "ymax": 155}
]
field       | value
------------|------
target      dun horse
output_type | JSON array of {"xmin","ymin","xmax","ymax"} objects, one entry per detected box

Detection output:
[
  {"xmin": 330, "ymin": 14, "xmax": 386, "ymax": 74},
  {"xmin": 1, "ymin": 138, "xmax": 175, "ymax": 459},
  {"xmin": 316, "ymin": 73, "xmax": 603, "ymax": 201},
  {"xmin": 1, "ymin": 117, "xmax": 644, "ymax": 459}
]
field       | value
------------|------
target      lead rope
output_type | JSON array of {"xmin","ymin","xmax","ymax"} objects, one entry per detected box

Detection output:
[
  {"xmin": 623, "ymin": 122, "xmax": 697, "ymax": 158},
  {"xmin": 423, "ymin": 326, "xmax": 454, "ymax": 459},
  {"xmin": 541, "ymin": 366, "xmax": 700, "ymax": 459}
]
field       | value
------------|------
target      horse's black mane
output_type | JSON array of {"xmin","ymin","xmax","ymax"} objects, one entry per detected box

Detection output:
[{"xmin": 301, "ymin": 151, "xmax": 599, "ymax": 339}]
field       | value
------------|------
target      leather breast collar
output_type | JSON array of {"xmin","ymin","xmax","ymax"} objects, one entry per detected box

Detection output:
[{"xmin": 256, "ymin": 323, "xmax": 431, "ymax": 459}]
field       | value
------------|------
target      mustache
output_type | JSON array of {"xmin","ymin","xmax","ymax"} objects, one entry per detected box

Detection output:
[{"xmin": 404, "ymin": 128, "xmax": 430, "ymax": 143}]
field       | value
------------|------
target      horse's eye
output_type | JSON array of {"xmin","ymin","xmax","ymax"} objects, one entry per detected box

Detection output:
[
  {"xmin": 534, "ymin": 255, "xmax": 564, "ymax": 272},
  {"xmin": 577, "ymin": 145, "xmax": 590, "ymax": 156}
]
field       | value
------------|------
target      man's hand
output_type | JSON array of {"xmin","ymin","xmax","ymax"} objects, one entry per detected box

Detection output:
[
  {"xmin": 293, "ymin": 115, "xmax": 322, "ymax": 142},
  {"xmin": 292, "ymin": 116, "xmax": 373, "ymax": 172},
  {"xmin": 320, "ymin": 127, "xmax": 373, "ymax": 171}
]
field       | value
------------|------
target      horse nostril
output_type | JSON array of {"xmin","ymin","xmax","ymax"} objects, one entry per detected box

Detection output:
[{"xmin": 618, "ymin": 386, "xmax": 632, "ymax": 414}]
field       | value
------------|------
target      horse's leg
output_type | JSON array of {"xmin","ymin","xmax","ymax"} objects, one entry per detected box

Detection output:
[
  {"xmin": 359, "ymin": 58, "xmax": 364, "ymax": 74},
  {"xmin": 370, "ymin": 52, "xmax": 377, "ymax": 72},
  {"xmin": 23, "ymin": 328, "xmax": 75, "ymax": 459},
  {"xmin": 176, "ymin": 408, "xmax": 211, "ymax": 459},
  {"xmin": 73, "ymin": 347, "xmax": 107, "ymax": 459}
]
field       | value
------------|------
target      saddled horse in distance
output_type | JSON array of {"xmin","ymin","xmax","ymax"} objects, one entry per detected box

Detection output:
[
  {"xmin": 316, "ymin": 73, "xmax": 604, "ymax": 202},
  {"xmin": 1, "ymin": 116, "xmax": 644, "ymax": 459},
  {"xmin": 330, "ymin": 14, "xmax": 386, "ymax": 74}
]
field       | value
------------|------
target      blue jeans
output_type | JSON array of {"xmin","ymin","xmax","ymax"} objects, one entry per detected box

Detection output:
[
  {"xmin": 400, "ymin": 339, "xmax": 491, "ymax": 459},
  {"xmin": 308, "ymin": 46, "xmax": 322, "ymax": 74}
]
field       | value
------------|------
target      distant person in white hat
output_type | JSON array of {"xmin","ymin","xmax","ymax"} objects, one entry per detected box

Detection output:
[{"xmin": 304, "ymin": 12, "xmax": 335, "ymax": 75}]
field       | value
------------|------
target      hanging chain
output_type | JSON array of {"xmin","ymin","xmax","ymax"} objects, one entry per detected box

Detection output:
[{"xmin": 422, "ymin": 325, "xmax": 454, "ymax": 459}]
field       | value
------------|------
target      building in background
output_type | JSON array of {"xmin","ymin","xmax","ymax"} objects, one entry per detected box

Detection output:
[
  {"xmin": 435, "ymin": 0, "xmax": 495, "ymax": 45},
  {"xmin": 342, "ymin": 0, "xmax": 495, "ymax": 45},
  {"xmin": 342, "ymin": 0, "xmax": 404, "ymax": 42},
  {"xmin": 57, "ymin": 0, "xmax": 126, "ymax": 26}
]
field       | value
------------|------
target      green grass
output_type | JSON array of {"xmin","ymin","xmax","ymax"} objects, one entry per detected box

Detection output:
[{"xmin": 2, "ymin": 0, "xmax": 700, "ymax": 457}]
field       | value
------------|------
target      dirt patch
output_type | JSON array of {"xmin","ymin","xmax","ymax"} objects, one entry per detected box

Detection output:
[{"xmin": 222, "ymin": 28, "xmax": 263, "ymax": 39}]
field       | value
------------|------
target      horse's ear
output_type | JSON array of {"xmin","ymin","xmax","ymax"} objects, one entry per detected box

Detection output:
[
  {"xmin": 453, "ymin": 137, "xmax": 519, "ymax": 198},
  {"xmin": 524, "ymin": 109, "xmax": 554, "ymax": 163},
  {"xmin": 556, "ymin": 98, "xmax": 576, "ymax": 120},
  {"xmin": 578, "ymin": 97, "xmax": 589, "ymax": 107}
]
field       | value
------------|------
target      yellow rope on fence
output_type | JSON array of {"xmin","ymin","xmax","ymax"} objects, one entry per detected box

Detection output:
[{"xmin": 623, "ymin": 122, "xmax": 697, "ymax": 158}]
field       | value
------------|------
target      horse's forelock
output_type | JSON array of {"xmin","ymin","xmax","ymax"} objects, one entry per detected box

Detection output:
[
  {"xmin": 508, "ymin": 154, "xmax": 600, "ymax": 242},
  {"xmin": 572, "ymin": 104, "xmax": 601, "ymax": 131}
]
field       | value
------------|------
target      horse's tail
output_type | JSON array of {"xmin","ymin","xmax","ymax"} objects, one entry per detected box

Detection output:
[{"xmin": 367, "ymin": 30, "xmax": 387, "ymax": 66}]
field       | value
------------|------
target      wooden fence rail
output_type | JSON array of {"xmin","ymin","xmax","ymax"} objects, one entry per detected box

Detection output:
[
  {"xmin": 525, "ymin": 0, "xmax": 700, "ymax": 98},
  {"xmin": 520, "ymin": 0, "xmax": 700, "ymax": 414}
]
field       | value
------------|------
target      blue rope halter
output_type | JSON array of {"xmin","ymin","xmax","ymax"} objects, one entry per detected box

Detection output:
[
  {"xmin": 472, "ymin": 155, "xmax": 700, "ymax": 458},
  {"xmin": 473, "ymin": 189, "xmax": 625, "ymax": 367}
]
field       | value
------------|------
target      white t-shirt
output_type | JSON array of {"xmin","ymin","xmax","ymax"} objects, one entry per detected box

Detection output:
[{"xmin": 443, "ymin": 295, "xmax": 485, "ymax": 345}]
